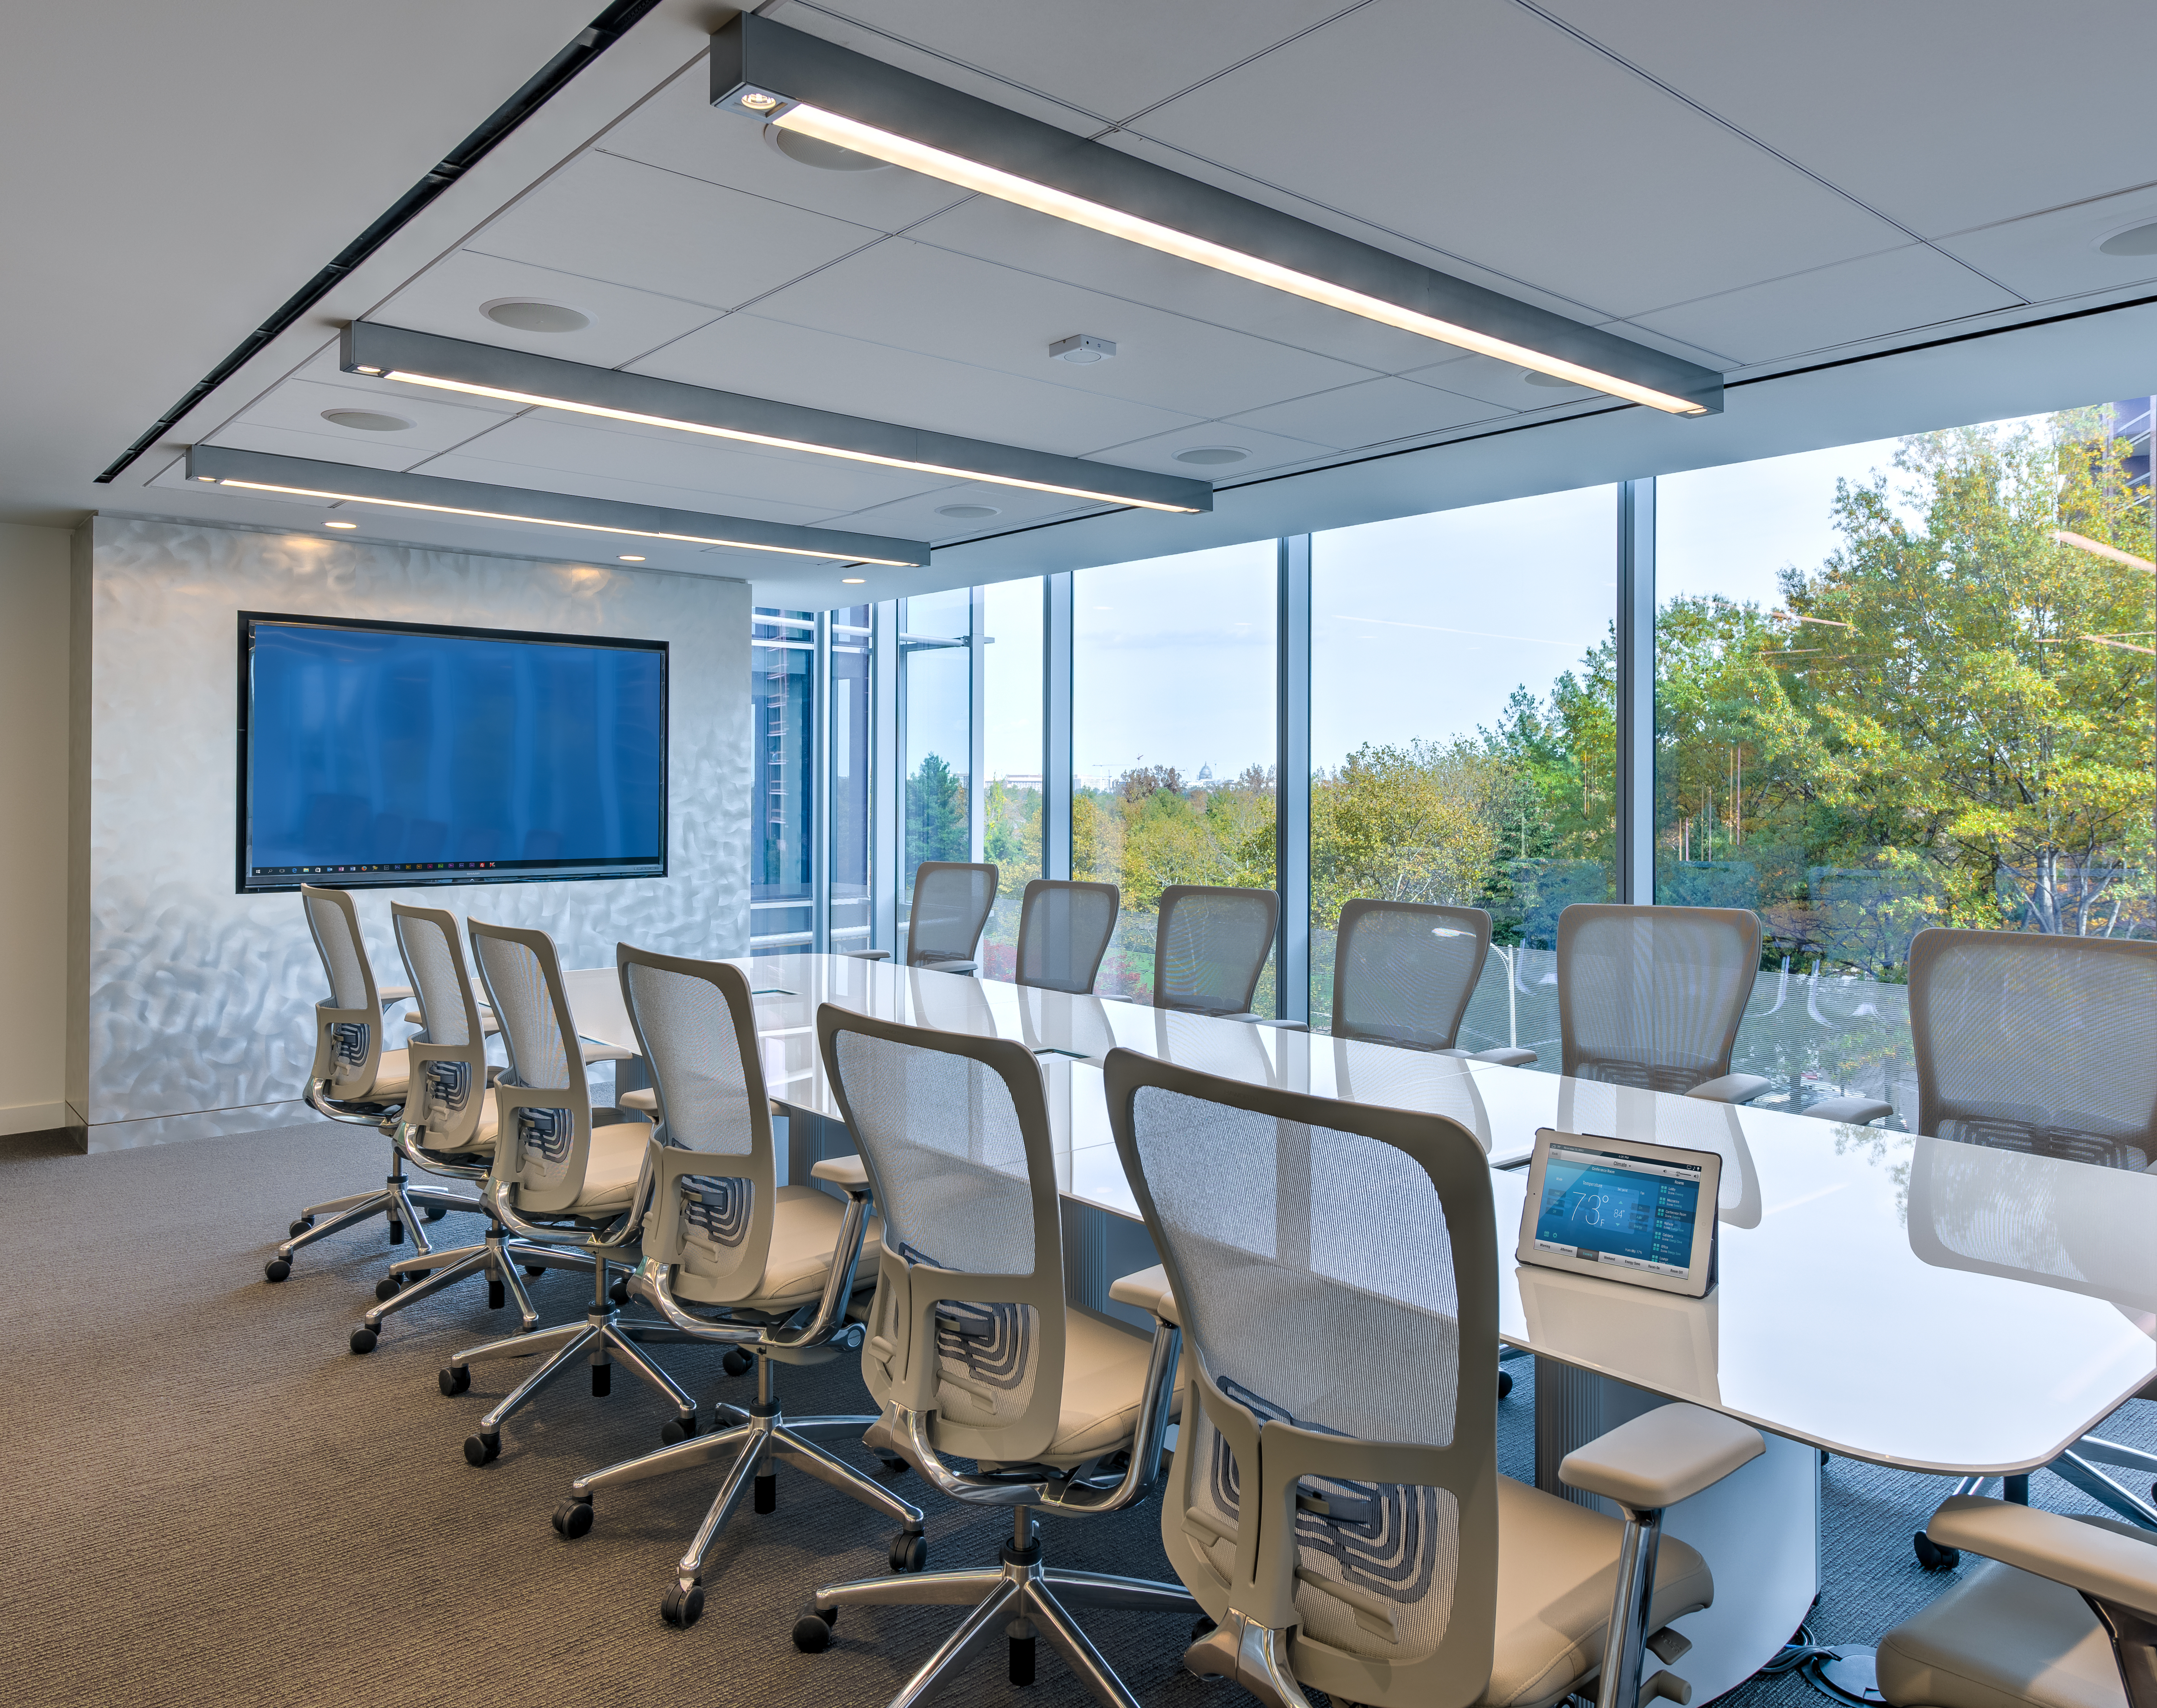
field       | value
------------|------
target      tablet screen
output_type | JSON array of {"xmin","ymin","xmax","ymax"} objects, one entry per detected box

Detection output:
[{"xmin": 1530, "ymin": 1142, "xmax": 1706, "ymax": 1280}]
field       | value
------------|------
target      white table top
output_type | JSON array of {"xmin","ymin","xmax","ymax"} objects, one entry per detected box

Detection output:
[{"xmin": 561, "ymin": 954, "xmax": 2157, "ymax": 1477}]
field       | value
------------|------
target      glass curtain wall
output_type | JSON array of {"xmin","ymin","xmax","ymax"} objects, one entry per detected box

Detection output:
[
  {"xmin": 829, "ymin": 603, "xmax": 873, "ymax": 954},
  {"xmin": 1309, "ymin": 489, "xmax": 1620, "ymax": 1060},
  {"xmin": 750, "ymin": 608, "xmax": 816, "ymax": 955},
  {"xmin": 1072, "ymin": 541, "xmax": 1278, "ymax": 1003},
  {"xmin": 898, "ymin": 589, "xmax": 973, "ymax": 941},
  {"xmin": 1656, "ymin": 403, "xmax": 2156, "ymax": 1120},
  {"xmin": 979, "ymin": 577, "xmax": 1045, "ymax": 979}
]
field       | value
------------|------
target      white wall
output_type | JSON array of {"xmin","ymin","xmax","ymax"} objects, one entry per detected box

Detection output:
[
  {"xmin": 0, "ymin": 522, "xmax": 71, "ymax": 1135},
  {"xmin": 67, "ymin": 516, "xmax": 752, "ymax": 1149}
]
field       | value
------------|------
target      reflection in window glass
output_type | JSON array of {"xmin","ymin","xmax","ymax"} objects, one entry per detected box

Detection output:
[
  {"xmin": 1309, "ymin": 488, "xmax": 1619, "ymax": 1062},
  {"xmin": 979, "ymin": 579, "xmax": 1044, "ymax": 980},
  {"xmin": 829, "ymin": 604, "xmax": 872, "ymax": 954},
  {"xmin": 1073, "ymin": 542, "xmax": 1277, "ymax": 1003},
  {"xmin": 750, "ymin": 608, "xmax": 816, "ymax": 957},
  {"xmin": 900, "ymin": 590, "xmax": 972, "ymax": 925},
  {"xmin": 1656, "ymin": 402, "xmax": 2155, "ymax": 1122}
]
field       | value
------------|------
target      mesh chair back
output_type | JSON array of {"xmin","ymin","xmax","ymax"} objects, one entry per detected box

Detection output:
[
  {"xmin": 618, "ymin": 946, "xmax": 775, "ymax": 1300},
  {"xmin": 392, "ymin": 902, "xmax": 489, "ymax": 1152},
  {"xmin": 819, "ymin": 1005, "xmax": 1069, "ymax": 1464},
  {"xmin": 468, "ymin": 919, "xmax": 596, "ymax": 1216},
  {"xmin": 300, "ymin": 883, "xmax": 384, "ymax": 1097},
  {"xmin": 1910, "ymin": 927, "xmax": 2157, "ymax": 1171},
  {"xmin": 1014, "ymin": 879, "xmax": 1120, "ymax": 994},
  {"xmin": 1105, "ymin": 1048, "xmax": 1499, "ymax": 1693},
  {"xmin": 1155, "ymin": 884, "xmax": 1279, "ymax": 1017},
  {"xmin": 906, "ymin": 862, "xmax": 999, "ymax": 968},
  {"xmin": 1333, "ymin": 901, "xmax": 1492, "ymax": 1051},
  {"xmin": 1557, "ymin": 904, "xmax": 1761, "ymax": 1093}
]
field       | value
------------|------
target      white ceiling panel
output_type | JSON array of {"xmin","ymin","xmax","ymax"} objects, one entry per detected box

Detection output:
[
  {"xmin": 1931, "ymin": 188, "xmax": 2157, "ymax": 307},
  {"xmin": 417, "ymin": 446, "xmax": 846, "ymax": 528},
  {"xmin": 1130, "ymin": 0, "xmax": 1908, "ymax": 319},
  {"xmin": 223, "ymin": 375, "xmax": 513, "ymax": 458},
  {"xmin": 636, "ymin": 307, "xmax": 1200, "ymax": 456},
  {"xmin": 1403, "ymin": 352, "xmax": 1606, "ymax": 411},
  {"xmin": 366, "ymin": 246, "xmax": 723, "ymax": 369},
  {"xmin": 1082, "ymin": 420, "xmax": 1336, "ymax": 481},
  {"xmin": 1224, "ymin": 376, "xmax": 1506, "ymax": 449},
  {"xmin": 804, "ymin": 0, "xmax": 1356, "ymax": 122},
  {"xmin": 204, "ymin": 420, "xmax": 444, "ymax": 475},
  {"xmin": 1628, "ymin": 245, "xmax": 2023, "ymax": 367},
  {"xmin": 466, "ymin": 149, "xmax": 886, "ymax": 312},
  {"xmin": 823, "ymin": 480, "xmax": 1098, "ymax": 542},
  {"xmin": 1536, "ymin": 0, "xmax": 2157, "ymax": 238}
]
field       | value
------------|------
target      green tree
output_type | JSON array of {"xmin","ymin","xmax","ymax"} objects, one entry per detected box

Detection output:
[{"xmin": 905, "ymin": 752, "xmax": 968, "ymax": 879}]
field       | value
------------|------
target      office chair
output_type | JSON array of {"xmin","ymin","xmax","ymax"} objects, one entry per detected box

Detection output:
[
  {"xmin": 346, "ymin": 902, "xmax": 595, "ymax": 1353},
  {"xmin": 1899, "ymin": 927, "xmax": 2157, "ymax": 1565},
  {"xmin": 1155, "ymin": 884, "xmax": 1278, "ymax": 1019},
  {"xmin": 1880, "ymin": 1494, "xmax": 2157, "ymax": 1708},
  {"xmin": 551, "ymin": 946, "xmax": 925, "ymax": 1628},
  {"xmin": 1555, "ymin": 904, "xmax": 1773, "ymax": 1103},
  {"xmin": 791, "ymin": 1005, "xmax": 1198, "ymax": 1706},
  {"xmin": 1102, "ymin": 1045, "xmax": 1764, "ymax": 1708},
  {"xmin": 439, "ymin": 919, "xmax": 701, "ymax": 1465},
  {"xmin": 1333, "ymin": 899, "xmax": 1537, "ymax": 1066},
  {"xmin": 1013, "ymin": 877, "xmax": 1120, "ymax": 994},
  {"xmin": 852, "ymin": 861, "xmax": 1000, "ymax": 973},
  {"xmin": 266, "ymin": 884, "xmax": 473, "ymax": 1284}
]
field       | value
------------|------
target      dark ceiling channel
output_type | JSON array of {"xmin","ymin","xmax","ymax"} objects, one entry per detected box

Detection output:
[{"xmin": 93, "ymin": 0, "xmax": 663, "ymax": 485}]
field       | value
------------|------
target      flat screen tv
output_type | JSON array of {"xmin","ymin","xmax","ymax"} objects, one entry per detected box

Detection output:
[{"xmin": 238, "ymin": 612, "xmax": 667, "ymax": 894}]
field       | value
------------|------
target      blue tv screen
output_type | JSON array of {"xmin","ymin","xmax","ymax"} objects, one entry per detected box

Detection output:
[{"xmin": 239, "ymin": 614, "xmax": 667, "ymax": 892}]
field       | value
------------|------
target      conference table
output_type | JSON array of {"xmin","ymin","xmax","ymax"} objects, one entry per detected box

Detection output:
[{"xmin": 558, "ymin": 954, "xmax": 2157, "ymax": 1702}]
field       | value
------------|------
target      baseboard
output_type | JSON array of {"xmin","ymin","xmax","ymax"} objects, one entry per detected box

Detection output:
[{"xmin": 0, "ymin": 1100, "xmax": 67, "ymax": 1139}]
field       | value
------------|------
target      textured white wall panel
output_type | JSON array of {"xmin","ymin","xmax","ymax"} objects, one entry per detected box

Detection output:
[{"xmin": 75, "ymin": 516, "xmax": 750, "ymax": 1149}]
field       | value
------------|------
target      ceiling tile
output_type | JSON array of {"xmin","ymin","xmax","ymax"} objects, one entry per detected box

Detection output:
[
  {"xmin": 1931, "ymin": 185, "xmax": 2157, "ymax": 305},
  {"xmin": 1628, "ymin": 245, "xmax": 2022, "ymax": 367},
  {"xmin": 221, "ymin": 373, "xmax": 514, "ymax": 459},
  {"xmin": 205, "ymin": 419, "xmax": 444, "ymax": 475},
  {"xmin": 1081, "ymin": 420, "xmax": 1336, "ymax": 481},
  {"xmin": 824, "ymin": 480, "xmax": 1102, "ymax": 543},
  {"xmin": 1401, "ymin": 353, "xmax": 1604, "ymax": 411},
  {"xmin": 1223, "ymin": 376, "xmax": 1507, "ymax": 449},
  {"xmin": 1128, "ymin": 0, "xmax": 1906, "ymax": 318},
  {"xmin": 467, "ymin": 149, "xmax": 887, "ymax": 311},
  {"xmin": 1535, "ymin": 0, "xmax": 2157, "ymax": 237}
]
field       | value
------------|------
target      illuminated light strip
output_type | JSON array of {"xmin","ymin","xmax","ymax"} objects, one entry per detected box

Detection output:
[
  {"xmin": 774, "ymin": 103, "xmax": 1708, "ymax": 418},
  {"xmin": 2050, "ymin": 529, "xmax": 2157, "ymax": 572},
  {"xmin": 381, "ymin": 370, "xmax": 1202, "ymax": 513},
  {"xmin": 212, "ymin": 478, "xmax": 920, "ymax": 565}
]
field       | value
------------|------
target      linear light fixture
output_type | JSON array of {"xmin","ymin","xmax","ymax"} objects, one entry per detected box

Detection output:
[
  {"xmin": 184, "ymin": 445, "xmax": 930, "ymax": 566},
  {"xmin": 2051, "ymin": 529, "xmax": 2157, "ymax": 573},
  {"xmin": 341, "ymin": 323, "xmax": 1210, "ymax": 516},
  {"xmin": 711, "ymin": 14, "xmax": 1723, "ymax": 418}
]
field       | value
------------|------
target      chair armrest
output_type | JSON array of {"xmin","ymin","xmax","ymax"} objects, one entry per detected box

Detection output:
[
  {"xmin": 1108, "ymin": 1264, "xmax": 1180, "ymax": 1325},
  {"xmin": 1248, "ymin": 1018, "xmax": 1310, "ymax": 1033},
  {"xmin": 1475, "ymin": 1047, "xmax": 1540, "ymax": 1068},
  {"xmin": 1801, "ymin": 1095, "xmax": 1894, "ymax": 1127},
  {"xmin": 917, "ymin": 959, "xmax": 978, "ymax": 975},
  {"xmin": 847, "ymin": 950, "xmax": 892, "ymax": 962},
  {"xmin": 810, "ymin": 1155, "xmax": 871, "ymax": 1194},
  {"xmin": 378, "ymin": 986, "xmax": 413, "ymax": 1006},
  {"xmin": 1686, "ymin": 1073, "xmax": 1774, "ymax": 1104},
  {"xmin": 618, "ymin": 1087, "xmax": 657, "ymax": 1114},
  {"xmin": 1559, "ymin": 1402, "xmax": 1764, "ymax": 1512},
  {"xmin": 579, "ymin": 1040, "xmax": 635, "ymax": 1065},
  {"xmin": 1927, "ymin": 1496, "xmax": 2157, "ymax": 1621}
]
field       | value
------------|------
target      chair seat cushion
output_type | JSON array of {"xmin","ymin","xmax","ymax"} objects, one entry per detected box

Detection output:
[
  {"xmin": 1037, "ymin": 1310, "xmax": 1184, "ymax": 1468},
  {"xmin": 1876, "ymin": 1522, "xmax": 2143, "ymax": 1708},
  {"xmin": 1483, "ymin": 1475, "xmax": 1714, "ymax": 1708},
  {"xmin": 366, "ymin": 1048, "xmax": 409, "ymax": 1100},
  {"xmin": 561, "ymin": 1123, "xmax": 653, "ymax": 1213},
  {"xmin": 674, "ymin": 1184, "xmax": 882, "ymax": 1308}
]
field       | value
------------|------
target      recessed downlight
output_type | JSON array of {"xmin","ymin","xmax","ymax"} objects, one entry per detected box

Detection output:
[
  {"xmin": 324, "ymin": 520, "xmax": 358, "ymax": 529},
  {"xmin": 482, "ymin": 298, "xmax": 591, "ymax": 333},
  {"xmin": 619, "ymin": 554, "xmax": 646, "ymax": 561},
  {"xmin": 321, "ymin": 408, "xmax": 413, "ymax": 432},
  {"xmin": 1523, "ymin": 370, "xmax": 1577, "ymax": 389},
  {"xmin": 2097, "ymin": 219, "xmax": 2157, "ymax": 258},
  {"xmin": 764, "ymin": 122, "xmax": 887, "ymax": 171},
  {"xmin": 1173, "ymin": 446, "xmax": 1248, "ymax": 466},
  {"xmin": 936, "ymin": 503, "xmax": 1001, "ymax": 520}
]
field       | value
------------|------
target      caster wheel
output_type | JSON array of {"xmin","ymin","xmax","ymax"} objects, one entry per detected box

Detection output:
[
  {"xmin": 375, "ymin": 1275, "xmax": 404, "ymax": 1303},
  {"xmin": 350, "ymin": 1327, "xmax": 379, "ymax": 1355},
  {"xmin": 889, "ymin": 1531, "xmax": 927, "ymax": 1573},
  {"xmin": 792, "ymin": 1607, "xmax": 836, "ymax": 1652},
  {"xmin": 464, "ymin": 1432, "xmax": 500, "ymax": 1467},
  {"xmin": 659, "ymin": 1414, "xmax": 699, "ymax": 1447},
  {"xmin": 1192, "ymin": 1616, "xmax": 1217, "ymax": 1642},
  {"xmin": 722, "ymin": 1347, "xmax": 755, "ymax": 1379},
  {"xmin": 424, "ymin": 1204, "xmax": 448, "ymax": 1222},
  {"xmin": 289, "ymin": 1217, "xmax": 315, "ymax": 1238},
  {"xmin": 265, "ymin": 1258, "xmax": 291, "ymax": 1283},
  {"xmin": 1498, "ymin": 1368, "xmax": 1513, "ymax": 1400},
  {"xmin": 439, "ymin": 1365, "xmax": 471, "ymax": 1397},
  {"xmin": 609, "ymin": 1277, "xmax": 630, "ymax": 1307},
  {"xmin": 662, "ymin": 1584, "xmax": 706, "ymax": 1629},
  {"xmin": 553, "ymin": 1498, "xmax": 594, "ymax": 1539},
  {"xmin": 523, "ymin": 1265, "xmax": 546, "ymax": 1280},
  {"xmin": 877, "ymin": 1453, "xmax": 910, "ymax": 1477},
  {"xmin": 1914, "ymin": 1530, "xmax": 1961, "ymax": 1572}
]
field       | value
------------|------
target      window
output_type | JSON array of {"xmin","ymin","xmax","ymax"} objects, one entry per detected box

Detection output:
[
  {"xmin": 1655, "ymin": 403, "xmax": 2155, "ymax": 1119},
  {"xmin": 979, "ymin": 578, "xmax": 1044, "ymax": 979},
  {"xmin": 1309, "ymin": 487, "xmax": 1619, "ymax": 1061},
  {"xmin": 750, "ymin": 608, "xmax": 815, "ymax": 955},
  {"xmin": 1072, "ymin": 542, "xmax": 1278, "ymax": 1002},
  {"xmin": 829, "ymin": 603, "xmax": 872, "ymax": 954},
  {"xmin": 899, "ymin": 589, "xmax": 972, "ymax": 931}
]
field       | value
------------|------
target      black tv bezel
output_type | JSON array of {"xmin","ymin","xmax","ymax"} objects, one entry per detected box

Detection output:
[{"xmin": 236, "ymin": 610, "xmax": 670, "ymax": 896}]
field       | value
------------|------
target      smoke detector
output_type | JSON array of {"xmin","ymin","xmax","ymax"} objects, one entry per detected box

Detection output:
[{"xmin": 1050, "ymin": 334, "xmax": 1116, "ymax": 364}]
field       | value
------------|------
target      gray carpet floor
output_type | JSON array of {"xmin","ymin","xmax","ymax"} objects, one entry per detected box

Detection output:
[{"xmin": 6, "ymin": 1122, "xmax": 2153, "ymax": 1708}]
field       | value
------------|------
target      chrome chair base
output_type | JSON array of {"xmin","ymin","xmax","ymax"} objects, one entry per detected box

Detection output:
[
  {"xmin": 268, "ymin": 1144, "xmax": 482, "ymax": 1281},
  {"xmin": 558, "ymin": 1350, "xmax": 925, "ymax": 1626},
  {"xmin": 1182, "ymin": 1611, "xmax": 1314, "ymax": 1708},
  {"xmin": 351, "ymin": 1229, "xmax": 596, "ymax": 1350},
  {"xmin": 801, "ymin": 1510, "xmax": 1197, "ymax": 1708}
]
